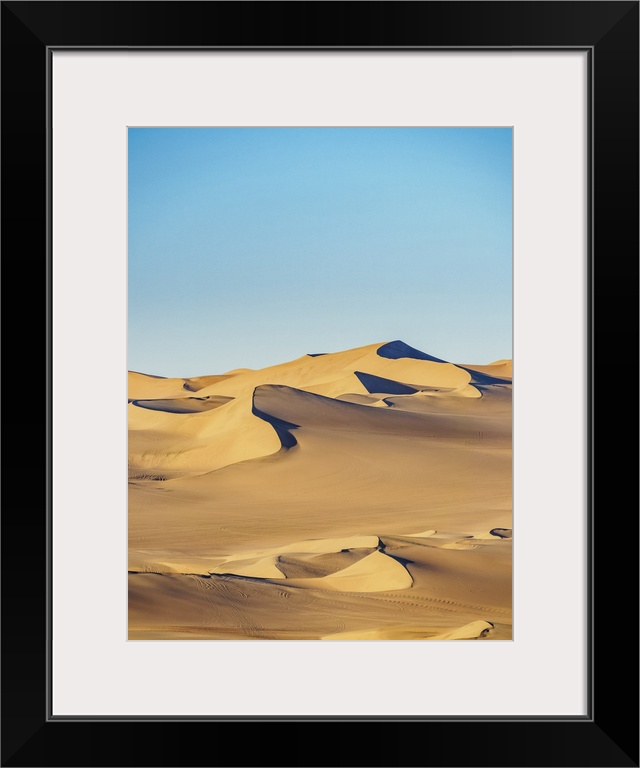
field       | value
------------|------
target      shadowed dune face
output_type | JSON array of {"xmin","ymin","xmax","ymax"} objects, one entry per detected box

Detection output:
[
  {"xmin": 252, "ymin": 384, "xmax": 510, "ymax": 448},
  {"xmin": 456, "ymin": 366, "xmax": 512, "ymax": 386},
  {"xmin": 461, "ymin": 359, "xmax": 512, "ymax": 380},
  {"xmin": 127, "ymin": 393, "xmax": 281, "ymax": 476},
  {"xmin": 129, "ymin": 340, "xmax": 512, "ymax": 640},
  {"xmin": 251, "ymin": 393, "xmax": 300, "ymax": 449},
  {"xmin": 355, "ymin": 370, "xmax": 419, "ymax": 396},
  {"xmin": 376, "ymin": 339, "xmax": 448, "ymax": 363}
]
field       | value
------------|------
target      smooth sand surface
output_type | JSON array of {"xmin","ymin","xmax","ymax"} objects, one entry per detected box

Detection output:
[{"xmin": 129, "ymin": 340, "xmax": 512, "ymax": 640}]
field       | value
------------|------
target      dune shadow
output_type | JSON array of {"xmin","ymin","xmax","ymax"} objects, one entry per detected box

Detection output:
[
  {"xmin": 458, "ymin": 367, "xmax": 512, "ymax": 386},
  {"xmin": 377, "ymin": 340, "xmax": 448, "ymax": 363},
  {"xmin": 251, "ymin": 389, "xmax": 300, "ymax": 449},
  {"xmin": 474, "ymin": 384, "xmax": 511, "ymax": 395},
  {"xmin": 354, "ymin": 370, "xmax": 418, "ymax": 396},
  {"xmin": 384, "ymin": 553, "xmax": 416, "ymax": 568}
]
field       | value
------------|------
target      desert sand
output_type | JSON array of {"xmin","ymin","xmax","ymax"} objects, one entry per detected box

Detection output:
[{"xmin": 128, "ymin": 340, "xmax": 512, "ymax": 640}]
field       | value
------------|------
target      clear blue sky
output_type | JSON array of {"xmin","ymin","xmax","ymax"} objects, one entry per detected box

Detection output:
[{"xmin": 128, "ymin": 128, "xmax": 512, "ymax": 377}]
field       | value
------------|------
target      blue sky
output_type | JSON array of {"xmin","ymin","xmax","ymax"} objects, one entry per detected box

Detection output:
[{"xmin": 128, "ymin": 128, "xmax": 512, "ymax": 377}]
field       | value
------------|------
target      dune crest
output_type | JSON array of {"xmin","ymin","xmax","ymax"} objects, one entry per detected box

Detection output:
[
  {"xmin": 288, "ymin": 550, "xmax": 413, "ymax": 592},
  {"xmin": 206, "ymin": 536, "xmax": 412, "ymax": 593}
]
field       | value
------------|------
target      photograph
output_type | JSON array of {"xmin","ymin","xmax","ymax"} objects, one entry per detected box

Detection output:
[
  {"xmin": 127, "ymin": 126, "xmax": 513, "ymax": 641},
  {"xmin": 2, "ymin": 0, "xmax": 636, "ymax": 761}
]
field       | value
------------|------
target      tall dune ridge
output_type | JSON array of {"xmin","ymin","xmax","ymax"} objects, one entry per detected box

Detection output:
[{"xmin": 129, "ymin": 340, "xmax": 512, "ymax": 640}]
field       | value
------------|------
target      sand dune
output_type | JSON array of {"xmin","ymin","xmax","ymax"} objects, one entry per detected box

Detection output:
[
  {"xmin": 461, "ymin": 359, "xmax": 512, "ymax": 379},
  {"xmin": 430, "ymin": 620, "xmax": 495, "ymax": 640},
  {"xmin": 129, "ymin": 340, "xmax": 512, "ymax": 639},
  {"xmin": 206, "ymin": 538, "xmax": 412, "ymax": 593},
  {"xmin": 128, "ymin": 371, "xmax": 236, "ymax": 400},
  {"xmin": 207, "ymin": 535, "xmax": 380, "ymax": 575},
  {"xmin": 322, "ymin": 620, "xmax": 495, "ymax": 641},
  {"xmin": 397, "ymin": 528, "xmax": 437, "ymax": 538},
  {"xmin": 292, "ymin": 550, "xmax": 413, "ymax": 592},
  {"xmin": 252, "ymin": 384, "xmax": 508, "ymax": 446},
  {"xmin": 189, "ymin": 340, "xmax": 475, "ymax": 403},
  {"xmin": 130, "ymin": 395, "xmax": 234, "ymax": 414},
  {"xmin": 128, "ymin": 392, "xmax": 280, "ymax": 476}
]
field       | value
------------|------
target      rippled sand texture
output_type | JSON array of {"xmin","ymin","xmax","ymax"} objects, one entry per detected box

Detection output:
[{"xmin": 129, "ymin": 340, "xmax": 512, "ymax": 640}]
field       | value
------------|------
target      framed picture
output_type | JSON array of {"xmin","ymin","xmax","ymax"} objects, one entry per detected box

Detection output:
[{"xmin": 2, "ymin": 2, "xmax": 637, "ymax": 766}]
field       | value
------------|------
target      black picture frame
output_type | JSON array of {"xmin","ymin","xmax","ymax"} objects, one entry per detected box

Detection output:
[{"xmin": 2, "ymin": 2, "xmax": 638, "ymax": 766}]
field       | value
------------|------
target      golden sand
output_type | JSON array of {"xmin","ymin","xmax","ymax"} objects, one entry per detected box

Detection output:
[{"xmin": 129, "ymin": 340, "xmax": 512, "ymax": 640}]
